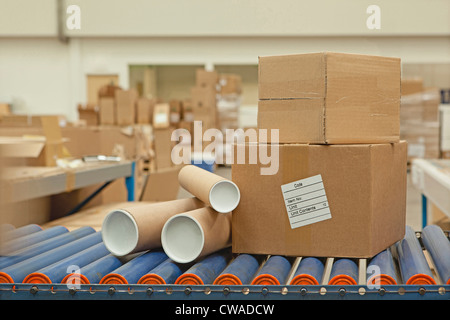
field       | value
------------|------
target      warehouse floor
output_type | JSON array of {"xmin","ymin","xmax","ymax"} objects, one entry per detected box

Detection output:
[{"xmin": 178, "ymin": 167, "xmax": 424, "ymax": 231}]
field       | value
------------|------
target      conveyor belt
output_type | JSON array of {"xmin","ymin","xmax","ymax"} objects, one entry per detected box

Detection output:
[{"xmin": 0, "ymin": 224, "xmax": 449, "ymax": 300}]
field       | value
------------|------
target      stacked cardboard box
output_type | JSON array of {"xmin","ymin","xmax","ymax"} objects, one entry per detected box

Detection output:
[
  {"xmin": 77, "ymin": 104, "xmax": 99, "ymax": 126},
  {"xmin": 400, "ymin": 87, "xmax": 441, "ymax": 162},
  {"xmin": 232, "ymin": 52, "xmax": 406, "ymax": 258}
]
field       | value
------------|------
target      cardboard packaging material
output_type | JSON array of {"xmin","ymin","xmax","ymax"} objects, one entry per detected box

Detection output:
[
  {"xmin": 191, "ymin": 86, "xmax": 217, "ymax": 113},
  {"xmin": 153, "ymin": 103, "xmax": 170, "ymax": 129},
  {"xmin": 401, "ymin": 78, "xmax": 423, "ymax": 96},
  {"xmin": 140, "ymin": 165, "xmax": 182, "ymax": 202},
  {"xmin": 98, "ymin": 84, "xmax": 122, "ymax": 99},
  {"xmin": 178, "ymin": 165, "xmax": 240, "ymax": 213},
  {"xmin": 115, "ymin": 89, "xmax": 138, "ymax": 126},
  {"xmin": 400, "ymin": 88, "xmax": 441, "ymax": 162},
  {"xmin": 219, "ymin": 74, "xmax": 242, "ymax": 95},
  {"xmin": 136, "ymin": 98, "xmax": 154, "ymax": 124},
  {"xmin": 257, "ymin": 52, "xmax": 401, "ymax": 144},
  {"xmin": 99, "ymin": 97, "xmax": 116, "ymax": 125},
  {"xmin": 101, "ymin": 198, "xmax": 204, "ymax": 256},
  {"xmin": 153, "ymin": 127, "xmax": 174, "ymax": 170},
  {"xmin": 196, "ymin": 69, "xmax": 219, "ymax": 89},
  {"xmin": 0, "ymin": 104, "xmax": 11, "ymax": 116},
  {"xmin": 77, "ymin": 104, "xmax": 99, "ymax": 126},
  {"xmin": 161, "ymin": 207, "xmax": 232, "ymax": 263},
  {"xmin": 231, "ymin": 142, "xmax": 407, "ymax": 258}
]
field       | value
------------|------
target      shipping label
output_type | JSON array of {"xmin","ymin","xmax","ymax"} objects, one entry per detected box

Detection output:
[{"xmin": 281, "ymin": 174, "xmax": 332, "ymax": 229}]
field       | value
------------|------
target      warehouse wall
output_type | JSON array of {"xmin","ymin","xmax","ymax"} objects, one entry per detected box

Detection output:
[{"xmin": 0, "ymin": 0, "xmax": 449, "ymax": 121}]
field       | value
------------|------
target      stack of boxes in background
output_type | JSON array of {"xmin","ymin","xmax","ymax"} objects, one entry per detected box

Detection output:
[
  {"xmin": 232, "ymin": 52, "xmax": 407, "ymax": 259},
  {"xmin": 189, "ymin": 69, "xmax": 242, "ymax": 163},
  {"xmin": 400, "ymin": 78, "xmax": 441, "ymax": 163},
  {"xmin": 192, "ymin": 69, "xmax": 218, "ymax": 133}
]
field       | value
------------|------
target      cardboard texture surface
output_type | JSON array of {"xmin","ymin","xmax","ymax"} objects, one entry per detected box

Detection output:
[
  {"xmin": 191, "ymin": 87, "xmax": 217, "ymax": 112},
  {"xmin": 140, "ymin": 165, "xmax": 182, "ymax": 202},
  {"xmin": 77, "ymin": 104, "xmax": 99, "ymax": 126},
  {"xmin": 115, "ymin": 89, "xmax": 138, "ymax": 126},
  {"xmin": 257, "ymin": 52, "xmax": 401, "ymax": 144},
  {"xmin": 196, "ymin": 69, "xmax": 219, "ymax": 88},
  {"xmin": 153, "ymin": 127, "xmax": 174, "ymax": 170},
  {"xmin": 99, "ymin": 97, "xmax": 116, "ymax": 125},
  {"xmin": 401, "ymin": 78, "xmax": 424, "ymax": 96},
  {"xmin": 137, "ymin": 98, "xmax": 154, "ymax": 124},
  {"xmin": 231, "ymin": 142, "xmax": 407, "ymax": 258}
]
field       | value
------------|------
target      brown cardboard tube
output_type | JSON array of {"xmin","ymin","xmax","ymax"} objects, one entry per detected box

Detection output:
[
  {"xmin": 161, "ymin": 207, "xmax": 232, "ymax": 263},
  {"xmin": 101, "ymin": 198, "xmax": 204, "ymax": 257},
  {"xmin": 178, "ymin": 165, "xmax": 240, "ymax": 213}
]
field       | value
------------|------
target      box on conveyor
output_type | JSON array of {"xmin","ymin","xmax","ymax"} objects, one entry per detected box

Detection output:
[
  {"xmin": 231, "ymin": 141, "xmax": 407, "ymax": 258},
  {"xmin": 257, "ymin": 52, "xmax": 401, "ymax": 144}
]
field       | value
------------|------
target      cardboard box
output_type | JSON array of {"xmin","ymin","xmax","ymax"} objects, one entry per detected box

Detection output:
[
  {"xmin": 196, "ymin": 69, "xmax": 219, "ymax": 88},
  {"xmin": 231, "ymin": 142, "xmax": 407, "ymax": 258},
  {"xmin": 257, "ymin": 52, "xmax": 401, "ymax": 144},
  {"xmin": 0, "ymin": 103, "xmax": 11, "ymax": 116},
  {"xmin": 77, "ymin": 104, "xmax": 99, "ymax": 126},
  {"xmin": 153, "ymin": 127, "xmax": 174, "ymax": 170},
  {"xmin": 0, "ymin": 114, "xmax": 66, "ymax": 127},
  {"xmin": 115, "ymin": 89, "xmax": 138, "ymax": 126},
  {"xmin": 401, "ymin": 78, "xmax": 423, "ymax": 96},
  {"xmin": 99, "ymin": 97, "xmax": 116, "ymax": 125},
  {"xmin": 136, "ymin": 97, "xmax": 154, "ymax": 124},
  {"xmin": 140, "ymin": 165, "xmax": 183, "ymax": 202},
  {"xmin": 153, "ymin": 103, "xmax": 170, "ymax": 129},
  {"xmin": 98, "ymin": 84, "xmax": 122, "ymax": 99},
  {"xmin": 191, "ymin": 86, "xmax": 217, "ymax": 113},
  {"xmin": 219, "ymin": 74, "xmax": 242, "ymax": 95}
]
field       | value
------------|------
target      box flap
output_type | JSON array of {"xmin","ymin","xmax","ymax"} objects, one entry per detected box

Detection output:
[{"xmin": 0, "ymin": 136, "xmax": 45, "ymax": 158}]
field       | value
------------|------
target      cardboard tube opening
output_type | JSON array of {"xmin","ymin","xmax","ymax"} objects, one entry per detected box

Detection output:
[
  {"xmin": 209, "ymin": 180, "xmax": 240, "ymax": 213},
  {"xmin": 161, "ymin": 215, "xmax": 204, "ymax": 263},
  {"xmin": 102, "ymin": 210, "xmax": 139, "ymax": 257}
]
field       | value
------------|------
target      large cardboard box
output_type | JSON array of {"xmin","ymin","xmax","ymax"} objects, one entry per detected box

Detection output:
[
  {"xmin": 231, "ymin": 142, "xmax": 407, "ymax": 258},
  {"xmin": 258, "ymin": 52, "xmax": 401, "ymax": 144},
  {"xmin": 99, "ymin": 97, "xmax": 116, "ymax": 125},
  {"xmin": 115, "ymin": 89, "xmax": 138, "ymax": 126}
]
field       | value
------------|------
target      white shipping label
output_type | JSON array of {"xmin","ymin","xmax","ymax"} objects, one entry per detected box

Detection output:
[{"xmin": 281, "ymin": 174, "xmax": 332, "ymax": 229}]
